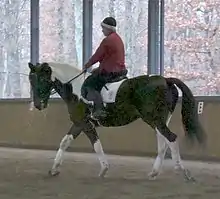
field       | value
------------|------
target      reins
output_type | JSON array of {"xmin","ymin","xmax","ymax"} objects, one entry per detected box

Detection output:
[
  {"xmin": 0, "ymin": 69, "xmax": 86, "ymax": 96},
  {"xmin": 50, "ymin": 69, "xmax": 86, "ymax": 95}
]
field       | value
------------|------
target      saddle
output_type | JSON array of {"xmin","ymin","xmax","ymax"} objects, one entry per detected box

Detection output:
[
  {"xmin": 103, "ymin": 69, "xmax": 128, "ymax": 90},
  {"xmin": 80, "ymin": 69, "xmax": 128, "ymax": 107}
]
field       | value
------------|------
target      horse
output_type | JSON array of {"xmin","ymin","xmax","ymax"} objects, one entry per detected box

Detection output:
[{"xmin": 28, "ymin": 62, "xmax": 206, "ymax": 181}]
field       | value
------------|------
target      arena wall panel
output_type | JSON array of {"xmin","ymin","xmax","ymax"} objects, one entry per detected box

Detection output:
[{"xmin": 0, "ymin": 99, "xmax": 219, "ymax": 161}]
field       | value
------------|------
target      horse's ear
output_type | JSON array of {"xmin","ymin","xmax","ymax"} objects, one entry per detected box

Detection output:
[{"xmin": 28, "ymin": 62, "xmax": 35, "ymax": 72}]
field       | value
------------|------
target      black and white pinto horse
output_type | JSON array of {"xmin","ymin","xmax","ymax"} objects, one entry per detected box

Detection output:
[{"xmin": 29, "ymin": 62, "xmax": 205, "ymax": 181}]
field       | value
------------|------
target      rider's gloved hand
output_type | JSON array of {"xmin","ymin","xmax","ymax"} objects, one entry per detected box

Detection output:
[{"xmin": 83, "ymin": 63, "xmax": 90, "ymax": 71}]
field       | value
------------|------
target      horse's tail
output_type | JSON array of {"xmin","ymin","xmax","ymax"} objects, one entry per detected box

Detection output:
[{"xmin": 165, "ymin": 77, "xmax": 206, "ymax": 145}]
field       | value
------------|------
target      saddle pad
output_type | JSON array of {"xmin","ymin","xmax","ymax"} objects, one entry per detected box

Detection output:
[{"xmin": 100, "ymin": 79, "xmax": 126, "ymax": 103}]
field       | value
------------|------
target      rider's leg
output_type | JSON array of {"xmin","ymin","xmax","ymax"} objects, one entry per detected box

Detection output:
[
  {"xmin": 81, "ymin": 74, "xmax": 106, "ymax": 118},
  {"xmin": 86, "ymin": 89, "xmax": 103, "ymax": 107},
  {"xmin": 86, "ymin": 88, "xmax": 106, "ymax": 118},
  {"xmin": 81, "ymin": 73, "xmax": 97, "ymax": 99}
]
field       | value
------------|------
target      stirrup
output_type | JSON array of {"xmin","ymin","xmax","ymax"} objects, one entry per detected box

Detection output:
[
  {"xmin": 91, "ymin": 109, "xmax": 107, "ymax": 120},
  {"xmin": 90, "ymin": 114, "xmax": 99, "ymax": 121}
]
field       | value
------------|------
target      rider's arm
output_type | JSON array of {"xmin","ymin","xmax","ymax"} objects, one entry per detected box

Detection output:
[{"xmin": 85, "ymin": 39, "xmax": 106, "ymax": 68}]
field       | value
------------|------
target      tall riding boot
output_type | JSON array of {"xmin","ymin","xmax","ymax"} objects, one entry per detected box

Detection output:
[{"xmin": 86, "ymin": 89, "xmax": 107, "ymax": 119}]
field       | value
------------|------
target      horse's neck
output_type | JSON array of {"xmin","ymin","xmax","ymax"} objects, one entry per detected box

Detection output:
[
  {"xmin": 53, "ymin": 81, "xmax": 83, "ymax": 120},
  {"xmin": 51, "ymin": 69, "xmax": 88, "ymax": 99},
  {"xmin": 53, "ymin": 79, "xmax": 78, "ymax": 104},
  {"xmin": 49, "ymin": 61, "xmax": 92, "ymax": 102},
  {"xmin": 49, "ymin": 62, "xmax": 81, "ymax": 82}
]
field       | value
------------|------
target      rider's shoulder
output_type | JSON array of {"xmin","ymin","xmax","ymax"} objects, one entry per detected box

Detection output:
[
  {"xmin": 101, "ymin": 35, "xmax": 112, "ymax": 45},
  {"xmin": 105, "ymin": 33, "xmax": 119, "ymax": 42},
  {"xmin": 101, "ymin": 33, "xmax": 120, "ymax": 46}
]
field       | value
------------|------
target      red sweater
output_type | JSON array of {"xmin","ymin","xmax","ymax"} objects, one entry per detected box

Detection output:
[{"xmin": 86, "ymin": 32, "xmax": 125, "ymax": 74}]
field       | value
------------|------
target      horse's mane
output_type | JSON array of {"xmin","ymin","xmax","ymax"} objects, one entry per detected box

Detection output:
[
  {"xmin": 48, "ymin": 62, "xmax": 82, "ymax": 83},
  {"xmin": 47, "ymin": 62, "xmax": 90, "ymax": 98}
]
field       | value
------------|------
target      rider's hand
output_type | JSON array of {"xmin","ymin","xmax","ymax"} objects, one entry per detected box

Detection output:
[{"xmin": 83, "ymin": 63, "xmax": 90, "ymax": 71}]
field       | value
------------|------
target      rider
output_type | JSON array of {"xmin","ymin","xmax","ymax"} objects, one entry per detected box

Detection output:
[{"xmin": 82, "ymin": 16, "xmax": 126, "ymax": 119}]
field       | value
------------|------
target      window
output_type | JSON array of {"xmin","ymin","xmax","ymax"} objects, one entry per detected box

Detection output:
[
  {"xmin": 93, "ymin": 0, "xmax": 148, "ymax": 77},
  {"xmin": 164, "ymin": 0, "xmax": 220, "ymax": 96},
  {"xmin": 0, "ymin": 1, "xmax": 30, "ymax": 98},
  {"xmin": 39, "ymin": 0, "xmax": 83, "ymax": 97}
]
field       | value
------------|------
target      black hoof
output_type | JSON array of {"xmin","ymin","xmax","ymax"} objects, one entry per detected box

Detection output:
[{"xmin": 48, "ymin": 170, "xmax": 60, "ymax": 177}]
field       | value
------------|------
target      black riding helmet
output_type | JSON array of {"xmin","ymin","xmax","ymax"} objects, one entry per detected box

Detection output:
[{"xmin": 101, "ymin": 17, "xmax": 117, "ymax": 32}]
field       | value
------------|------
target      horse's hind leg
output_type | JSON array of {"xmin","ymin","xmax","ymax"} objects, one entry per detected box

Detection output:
[
  {"xmin": 49, "ymin": 124, "xmax": 82, "ymax": 176},
  {"xmin": 148, "ymin": 113, "xmax": 171, "ymax": 179},
  {"xmin": 155, "ymin": 122, "xmax": 194, "ymax": 181},
  {"xmin": 168, "ymin": 137, "xmax": 195, "ymax": 181}
]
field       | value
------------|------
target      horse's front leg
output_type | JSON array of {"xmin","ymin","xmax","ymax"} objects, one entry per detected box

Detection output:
[
  {"xmin": 49, "ymin": 124, "xmax": 82, "ymax": 176},
  {"xmin": 84, "ymin": 122, "xmax": 109, "ymax": 178}
]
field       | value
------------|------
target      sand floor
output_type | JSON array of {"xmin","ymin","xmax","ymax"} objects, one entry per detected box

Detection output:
[{"xmin": 0, "ymin": 147, "xmax": 220, "ymax": 199}]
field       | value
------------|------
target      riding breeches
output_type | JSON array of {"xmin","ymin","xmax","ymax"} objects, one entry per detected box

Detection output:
[{"xmin": 81, "ymin": 73, "xmax": 107, "ymax": 108}]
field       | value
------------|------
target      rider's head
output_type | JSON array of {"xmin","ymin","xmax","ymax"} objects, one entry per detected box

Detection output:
[{"xmin": 101, "ymin": 17, "xmax": 117, "ymax": 36}]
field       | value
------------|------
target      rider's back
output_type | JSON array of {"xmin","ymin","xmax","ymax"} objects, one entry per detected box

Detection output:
[{"xmin": 99, "ymin": 32, "xmax": 125, "ymax": 74}]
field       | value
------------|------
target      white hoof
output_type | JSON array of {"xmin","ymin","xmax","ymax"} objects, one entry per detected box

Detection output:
[
  {"xmin": 48, "ymin": 169, "xmax": 60, "ymax": 177},
  {"xmin": 148, "ymin": 170, "xmax": 159, "ymax": 180},
  {"xmin": 49, "ymin": 163, "xmax": 61, "ymax": 177},
  {"xmin": 99, "ymin": 164, "xmax": 109, "ymax": 178}
]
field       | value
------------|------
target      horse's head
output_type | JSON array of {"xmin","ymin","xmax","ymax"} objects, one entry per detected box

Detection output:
[{"xmin": 28, "ymin": 62, "xmax": 53, "ymax": 110}]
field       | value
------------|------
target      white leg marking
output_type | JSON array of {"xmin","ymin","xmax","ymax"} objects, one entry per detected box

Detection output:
[
  {"xmin": 169, "ymin": 139, "xmax": 184, "ymax": 170},
  {"xmin": 165, "ymin": 116, "xmax": 194, "ymax": 181},
  {"xmin": 148, "ymin": 128, "xmax": 168, "ymax": 179},
  {"xmin": 148, "ymin": 113, "xmax": 172, "ymax": 179},
  {"xmin": 93, "ymin": 139, "xmax": 109, "ymax": 178},
  {"xmin": 168, "ymin": 139, "xmax": 194, "ymax": 181},
  {"xmin": 50, "ymin": 134, "xmax": 73, "ymax": 175},
  {"xmin": 165, "ymin": 113, "xmax": 184, "ymax": 170},
  {"xmin": 166, "ymin": 112, "xmax": 172, "ymax": 126}
]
